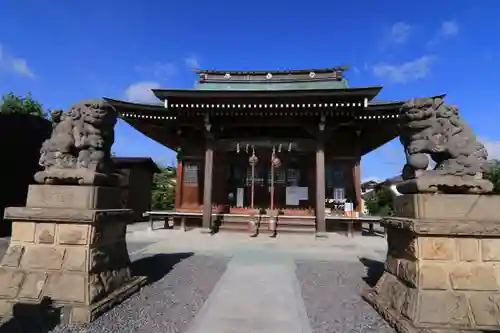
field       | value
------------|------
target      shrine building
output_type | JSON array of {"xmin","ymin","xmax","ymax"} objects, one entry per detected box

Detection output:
[{"xmin": 105, "ymin": 66, "xmax": 419, "ymax": 234}]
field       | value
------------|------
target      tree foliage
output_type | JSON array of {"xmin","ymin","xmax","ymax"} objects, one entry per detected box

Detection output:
[
  {"xmin": 485, "ymin": 159, "xmax": 500, "ymax": 194},
  {"xmin": 151, "ymin": 165, "xmax": 177, "ymax": 210},
  {"xmin": 365, "ymin": 186, "xmax": 394, "ymax": 216},
  {"xmin": 0, "ymin": 92, "xmax": 48, "ymax": 118}
]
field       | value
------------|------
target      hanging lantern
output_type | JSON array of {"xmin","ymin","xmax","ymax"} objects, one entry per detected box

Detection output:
[{"xmin": 249, "ymin": 154, "xmax": 259, "ymax": 166}]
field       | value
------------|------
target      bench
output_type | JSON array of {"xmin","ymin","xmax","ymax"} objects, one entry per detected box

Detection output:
[
  {"xmin": 143, "ymin": 211, "xmax": 207, "ymax": 231},
  {"xmin": 325, "ymin": 216, "xmax": 383, "ymax": 237}
]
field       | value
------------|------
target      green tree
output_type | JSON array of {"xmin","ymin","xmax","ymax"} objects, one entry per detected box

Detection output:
[
  {"xmin": 485, "ymin": 159, "xmax": 500, "ymax": 194},
  {"xmin": 0, "ymin": 92, "xmax": 48, "ymax": 118},
  {"xmin": 151, "ymin": 165, "xmax": 177, "ymax": 210},
  {"xmin": 365, "ymin": 186, "xmax": 394, "ymax": 216}
]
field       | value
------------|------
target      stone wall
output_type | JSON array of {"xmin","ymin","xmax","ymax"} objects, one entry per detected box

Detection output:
[
  {"xmin": 0, "ymin": 185, "xmax": 144, "ymax": 324},
  {"xmin": 363, "ymin": 193, "xmax": 500, "ymax": 332},
  {"xmin": 380, "ymin": 227, "xmax": 500, "ymax": 329},
  {"xmin": 0, "ymin": 216, "xmax": 131, "ymax": 322}
]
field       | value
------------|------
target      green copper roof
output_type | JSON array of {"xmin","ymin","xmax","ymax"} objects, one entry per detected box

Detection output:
[{"xmin": 195, "ymin": 79, "xmax": 349, "ymax": 91}]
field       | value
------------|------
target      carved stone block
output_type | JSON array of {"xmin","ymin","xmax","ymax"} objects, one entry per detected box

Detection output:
[
  {"xmin": 396, "ymin": 176, "xmax": 494, "ymax": 195},
  {"xmin": 419, "ymin": 237, "xmax": 455, "ymax": 261},
  {"xmin": 26, "ymin": 185, "xmax": 123, "ymax": 209},
  {"xmin": 58, "ymin": 224, "xmax": 89, "ymax": 245},
  {"xmin": 457, "ymin": 238, "xmax": 479, "ymax": 262},
  {"xmin": 1, "ymin": 245, "xmax": 24, "ymax": 267},
  {"xmin": 62, "ymin": 247, "xmax": 87, "ymax": 272},
  {"xmin": 394, "ymin": 193, "xmax": 500, "ymax": 220},
  {"xmin": 35, "ymin": 222, "xmax": 55, "ymax": 244},
  {"xmin": 44, "ymin": 273, "xmax": 87, "ymax": 303},
  {"xmin": 0, "ymin": 184, "xmax": 146, "ymax": 324},
  {"xmin": 18, "ymin": 272, "xmax": 48, "ymax": 299},
  {"xmin": 11, "ymin": 222, "xmax": 35, "ymax": 243},
  {"xmin": 20, "ymin": 246, "xmax": 65, "ymax": 270},
  {"xmin": 0, "ymin": 269, "xmax": 24, "ymax": 298},
  {"xmin": 481, "ymin": 239, "xmax": 500, "ymax": 261},
  {"xmin": 362, "ymin": 194, "xmax": 500, "ymax": 332}
]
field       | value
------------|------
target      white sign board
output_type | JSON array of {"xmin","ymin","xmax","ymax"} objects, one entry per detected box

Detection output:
[
  {"xmin": 286, "ymin": 186, "xmax": 308, "ymax": 206},
  {"xmin": 236, "ymin": 188, "xmax": 244, "ymax": 208}
]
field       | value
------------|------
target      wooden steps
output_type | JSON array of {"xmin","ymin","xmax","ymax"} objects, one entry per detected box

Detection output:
[{"xmin": 217, "ymin": 215, "xmax": 316, "ymax": 235}]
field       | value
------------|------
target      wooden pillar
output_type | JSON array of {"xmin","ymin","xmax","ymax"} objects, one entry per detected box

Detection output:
[
  {"xmin": 175, "ymin": 159, "xmax": 183, "ymax": 209},
  {"xmin": 353, "ymin": 130, "xmax": 362, "ymax": 213},
  {"xmin": 315, "ymin": 140, "xmax": 326, "ymax": 234},
  {"xmin": 353, "ymin": 161, "xmax": 362, "ymax": 213},
  {"xmin": 202, "ymin": 139, "xmax": 214, "ymax": 230},
  {"xmin": 308, "ymin": 155, "xmax": 316, "ymax": 210},
  {"xmin": 212, "ymin": 151, "xmax": 227, "ymax": 208}
]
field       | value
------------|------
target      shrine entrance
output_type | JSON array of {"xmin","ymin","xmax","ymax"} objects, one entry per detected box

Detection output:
[
  {"xmin": 107, "ymin": 65, "xmax": 409, "ymax": 233},
  {"xmin": 226, "ymin": 143, "xmax": 312, "ymax": 211}
]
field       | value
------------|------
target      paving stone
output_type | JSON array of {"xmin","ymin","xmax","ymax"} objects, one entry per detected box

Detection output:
[{"xmin": 186, "ymin": 254, "xmax": 312, "ymax": 333}]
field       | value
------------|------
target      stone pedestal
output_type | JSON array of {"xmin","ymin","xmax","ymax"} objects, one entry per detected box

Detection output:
[
  {"xmin": 0, "ymin": 185, "xmax": 146, "ymax": 324},
  {"xmin": 362, "ymin": 193, "xmax": 500, "ymax": 332}
]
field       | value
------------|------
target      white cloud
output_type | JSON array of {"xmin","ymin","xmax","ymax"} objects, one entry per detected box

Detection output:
[
  {"xmin": 184, "ymin": 55, "xmax": 200, "ymax": 68},
  {"xmin": 0, "ymin": 43, "xmax": 35, "ymax": 78},
  {"xmin": 390, "ymin": 22, "xmax": 412, "ymax": 43},
  {"xmin": 124, "ymin": 81, "xmax": 161, "ymax": 103},
  {"xmin": 135, "ymin": 62, "xmax": 176, "ymax": 80},
  {"xmin": 372, "ymin": 55, "xmax": 436, "ymax": 84},
  {"xmin": 428, "ymin": 20, "xmax": 459, "ymax": 46},
  {"xmin": 479, "ymin": 137, "xmax": 500, "ymax": 160},
  {"xmin": 438, "ymin": 20, "xmax": 459, "ymax": 38}
]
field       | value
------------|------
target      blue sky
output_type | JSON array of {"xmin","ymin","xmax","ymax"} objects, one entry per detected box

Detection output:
[{"xmin": 1, "ymin": 0, "xmax": 499, "ymax": 181}]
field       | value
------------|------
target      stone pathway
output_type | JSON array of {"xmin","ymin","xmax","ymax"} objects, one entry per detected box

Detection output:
[{"xmin": 186, "ymin": 252, "xmax": 312, "ymax": 333}]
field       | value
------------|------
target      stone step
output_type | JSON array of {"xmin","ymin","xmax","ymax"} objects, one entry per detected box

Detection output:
[
  {"xmin": 218, "ymin": 218, "xmax": 316, "ymax": 234},
  {"xmin": 220, "ymin": 226, "xmax": 315, "ymax": 235}
]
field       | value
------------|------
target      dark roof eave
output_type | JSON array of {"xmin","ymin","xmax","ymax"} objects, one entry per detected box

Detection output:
[
  {"xmin": 152, "ymin": 86, "xmax": 383, "ymax": 101},
  {"xmin": 366, "ymin": 101, "xmax": 404, "ymax": 110},
  {"xmin": 192, "ymin": 66, "xmax": 349, "ymax": 75},
  {"xmin": 104, "ymin": 97, "xmax": 164, "ymax": 111},
  {"xmin": 366, "ymin": 93, "xmax": 447, "ymax": 111}
]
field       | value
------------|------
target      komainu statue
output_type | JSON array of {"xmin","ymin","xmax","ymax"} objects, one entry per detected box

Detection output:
[
  {"xmin": 398, "ymin": 96, "xmax": 493, "ymax": 194},
  {"xmin": 35, "ymin": 99, "xmax": 120, "ymax": 186}
]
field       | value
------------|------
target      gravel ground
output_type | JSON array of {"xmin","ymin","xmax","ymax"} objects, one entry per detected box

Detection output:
[
  {"xmin": 56, "ymin": 254, "xmax": 229, "ymax": 333},
  {"xmin": 295, "ymin": 260, "xmax": 393, "ymax": 333},
  {"xmin": 2, "ymin": 253, "xmax": 229, "ymax": 333}
]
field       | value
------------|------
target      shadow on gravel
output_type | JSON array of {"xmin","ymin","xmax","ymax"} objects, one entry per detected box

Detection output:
[
  {"xmin": 0, "ymin": 297, "xmax": 61, "ymax": 333},
  {"xmin": 131, "ymin": 252, "xmax": 194, "ymax": 284},
  {"xmin": 359, "ymin": 257, "xmax": 385, "ymax": 287}
]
